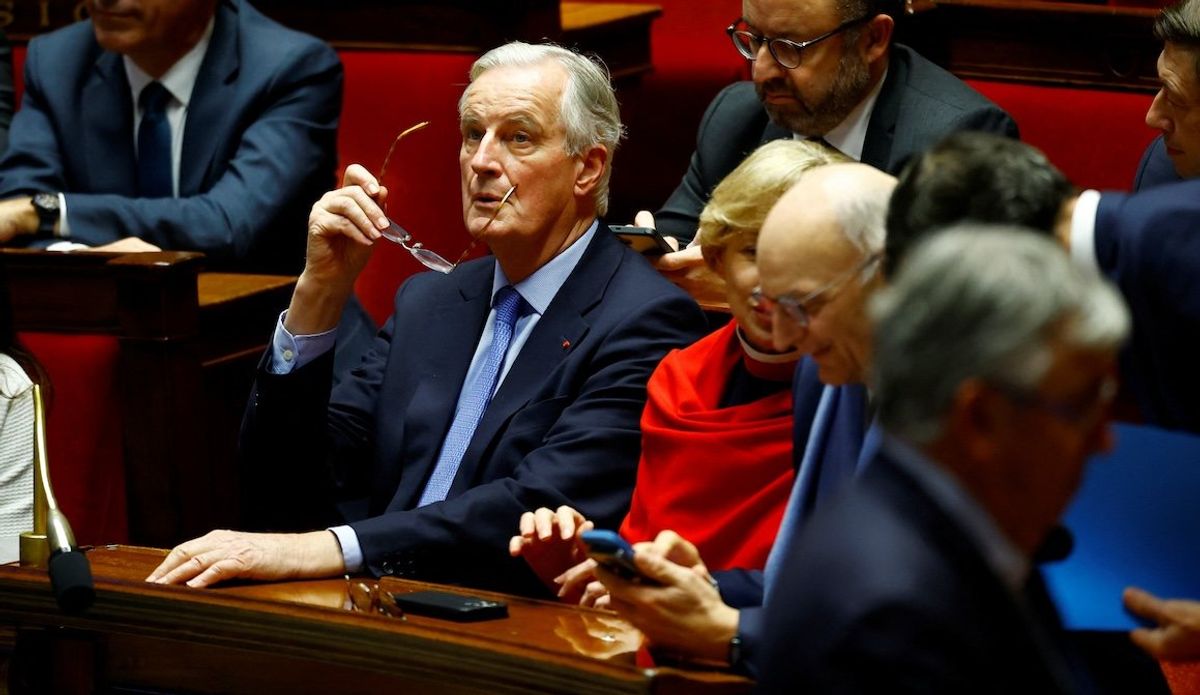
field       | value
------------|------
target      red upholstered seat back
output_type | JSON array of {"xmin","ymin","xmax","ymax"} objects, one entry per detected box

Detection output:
[
  {"xmin": 17, "ymin": 333, "xmax": 127, "ymax": 546},
  {"xmin": 337, "ymin": 50, "xmax": 478, "ymax": 326},
  {"xmin": 966, "ymin": 79, "xmax": 1158, "ymax": 191}
]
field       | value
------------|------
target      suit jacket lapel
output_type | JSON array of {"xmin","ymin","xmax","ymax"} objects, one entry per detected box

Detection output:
[
  {"xmin": 180, "ymin": 0, "xmax": 239, "ymax": 195},
  {"xmin": 386, "ymin": 262, "xmax": 494, "ymax": 510},
  {"xmin": 445, "ymin": 228, "xmax": 621, "ymax": 496},
  {"xmin": 760, "ymin": 120, "xmax": 792, "ymax": 146},
  {"xmin": 83, "ymin": 52, "xmax": 136, "ymax": 194},
  {"xmin": 861, "ymin": 47, "xmax": 906, "ymax": 170}
]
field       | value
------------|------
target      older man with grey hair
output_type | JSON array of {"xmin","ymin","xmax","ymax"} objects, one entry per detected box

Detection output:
[
  {"xmin": 145, "ymin": 41, "xmax": 706, "ymax": 595},
  {"xmin": 756, "ymin": 226, "xmax": 1128, "ymax": 693}
]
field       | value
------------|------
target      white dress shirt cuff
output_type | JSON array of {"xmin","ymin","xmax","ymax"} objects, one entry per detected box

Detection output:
[
  {"xmin": 57, "ymin": 192, "xmax": 70, "ymax": 238},
  {"xmin": 328, "ymin": 525, "xmax": 363, "ymax": 573},
  {"xmin": 1069, "ymin": 189, "xmax": 1102, "ymax": 275},
  {"xmin": 268, "ymin": 310, "xmax": 337, "ymax": 374}
]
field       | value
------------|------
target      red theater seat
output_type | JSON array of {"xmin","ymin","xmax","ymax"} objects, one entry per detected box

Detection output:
[
  {"xmin": 336, "ymin": 50, "xmax": 479, "ymax": 326},
  {"xmin": 18, "ymin": 333, "xmax": 127, "ymax": 546},
  {"xmin": 967, "ymin": 80, "xmax": 1157, "ymax": 192}
]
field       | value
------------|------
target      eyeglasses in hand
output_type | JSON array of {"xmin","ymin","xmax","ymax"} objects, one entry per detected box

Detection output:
[{"xmin": 375, "ymin": 121, "xmax": 517, "ymax": 274}]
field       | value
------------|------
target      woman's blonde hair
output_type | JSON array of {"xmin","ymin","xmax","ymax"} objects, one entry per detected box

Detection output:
[{"xmin": 697, "ymin": 139, "xmax": 849, "ymax": 269}]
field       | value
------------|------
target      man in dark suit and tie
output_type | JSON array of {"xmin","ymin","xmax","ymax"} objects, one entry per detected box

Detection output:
[
  {"xmin": 145, "ymin": 42, "xmax": 707, "ymax": 595},
  {"xmin": 1134, "ymin": 0, "xmax": 1200, "ymax": 191},
  {"xmin": 755, "ymin": 227, "xmax": 1127, "ymax": 693},
  {"xmin": 646, "ymin": 0, "xmax": 1017, "ymax": 302},
  {"xmin": 0, "ymin": 0, "xmax": 341, "ymax": 273}
]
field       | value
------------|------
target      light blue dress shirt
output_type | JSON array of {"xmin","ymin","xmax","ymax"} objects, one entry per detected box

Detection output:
[{"xmin": 269, "ymin": 221, "xmax": 599, "ymax": 572}]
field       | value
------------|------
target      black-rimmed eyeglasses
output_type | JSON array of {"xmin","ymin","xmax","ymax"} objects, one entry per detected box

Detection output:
[{"xmin": 726, "ymin": 14, "xmax": 872, "ymax": 70}]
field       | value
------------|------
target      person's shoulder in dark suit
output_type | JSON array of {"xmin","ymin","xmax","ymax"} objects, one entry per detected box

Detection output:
[
  {"xmin": 1132, "ymin": 135, "xmax": 1183, "ymax": 191},
  {"xmin": 867, "ymin": 44, "xmax": 1019, "ymax": 173},
  {"xmin": 655, "ymin": 81, "xmax": 776, "ymax": 241},
  {"xmin": 754, "ymin": 456, "xmax": 1070, "ymax": 694}
]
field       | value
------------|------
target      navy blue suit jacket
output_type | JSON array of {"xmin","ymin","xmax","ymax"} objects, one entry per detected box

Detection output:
[
  {"xmin": 654, "ymin": 45, "xmax": 1019, "ymax": 241},
  {"xmin": 240, "ymin": 226, "xmax": 708, "ymax": 596},
  {"xmin": 1132, "ymin": 136, "xmax": 1182, "ymax": 192},
  {"xmin": 0, "ymin": 0, "xmax": 341, "ymax": 272},
  {"xmin": 754, "ymin": 445, "xmax": 1082, "ymax": 694},
  {"xmin": 1095, "ymin": 178, "xmax": 1200, "ymax": 432}
]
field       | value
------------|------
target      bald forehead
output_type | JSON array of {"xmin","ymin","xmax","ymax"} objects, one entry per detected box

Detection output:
[{"xmin": 758, "ymin": 163, "xmax": 894, "ymax": 287}]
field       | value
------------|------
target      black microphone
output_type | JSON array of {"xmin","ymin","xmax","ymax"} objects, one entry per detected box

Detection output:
[
  {"xmin": 46, "ymin": 510, "xmax": 94, "ymax": 615},
  {"xmin": 1033, "ymin": 524, "xmax": 1075, "ymax": 565}
]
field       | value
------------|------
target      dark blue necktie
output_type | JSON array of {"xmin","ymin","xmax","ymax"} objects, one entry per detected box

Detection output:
[
  {"xmin": 136, "ymin": 82, "xmax": 173, "ymax": 198},
  {"xmin": 418, "ymin": 286, "xmax": 528, "ymax": 506}
]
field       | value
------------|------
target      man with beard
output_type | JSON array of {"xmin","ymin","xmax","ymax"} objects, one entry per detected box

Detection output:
[{"xmin": 648, "ymin": 0, "xmax": 1018, "ymax": 251}]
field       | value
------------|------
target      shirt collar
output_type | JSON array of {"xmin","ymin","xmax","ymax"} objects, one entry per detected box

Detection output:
[
  {"xmin": 123, "ymin": 17, "xmax": 215, "ymax": 109},
  {"xmin": 880, "ymin": 433, "xmax": 1031, "ymax": 592},
  {"xmin": 490, "ymin": 219, "xmax": 599, "ymax": 315},
  {"xmin": 803, "ymin": 67, "xmax": 888, "ymax": 162}
]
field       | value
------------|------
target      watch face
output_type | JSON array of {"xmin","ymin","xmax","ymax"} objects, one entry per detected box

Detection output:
[{"xmin": 33, "ymin": 193, "xmax": 59, "ymax": 214}]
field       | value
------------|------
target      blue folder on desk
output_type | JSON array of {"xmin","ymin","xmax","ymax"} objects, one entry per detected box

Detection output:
[{"xmin": 1044, "ymin": 423, "xmax": 1200, "ymax": 630}]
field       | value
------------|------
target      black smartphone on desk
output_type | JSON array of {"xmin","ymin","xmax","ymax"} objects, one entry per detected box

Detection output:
[
  {"xmin": 388, "ymin": 590, "xmax": 508, "ymax": 622},
  {"xmin": 610, "ymin": 225, "xmax": 675, "ymax": 255},
  {"xmin": 580, "ymin": 529, "xmax": 659, "ymax": 585}
]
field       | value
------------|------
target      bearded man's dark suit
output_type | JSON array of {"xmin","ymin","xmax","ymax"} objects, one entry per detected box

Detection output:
[
  {"xmin": 0, "ymin": 0, "xmax": 341, "ymax": 272},
  {"xmin": 655, "ymin": 45, "xmax": 1019, "ymax": 241},
  {"xmin": 241, "ymin": 226, "xmax": 708, "ymax": 596},
  {"xmin": 754, "ymin": 443, "xmax": 1085, "ymax": 694}
]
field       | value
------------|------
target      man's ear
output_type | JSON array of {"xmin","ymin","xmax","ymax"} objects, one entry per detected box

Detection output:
[
  {"xmin": 574, "ymin": 144, "xmax": 609, "ymax": 199},
  {"xmin": 861, "ymin": 14, "xmax": 893, "ymax": 64},
  {"xmin": 946, "ymin": 379, "xmax": 1006, "ymax": 464}
]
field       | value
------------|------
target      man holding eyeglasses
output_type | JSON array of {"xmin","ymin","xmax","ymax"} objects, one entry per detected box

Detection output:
[
  {"xmin": 145, "ymin": 42, "xmax": 706, "ymax": 595},
  {"xmin": 647, "ymin": 0, "xmax": 1017, "ymax": 301}
]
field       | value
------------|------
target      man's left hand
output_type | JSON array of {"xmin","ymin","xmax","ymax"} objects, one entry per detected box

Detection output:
[
  {"xmin": 146, "ymin": 529, "xmax": 345, "ymax": 588},
  {"xmin": 0, "ymin": 197, "xmax": 38, "ymax": 244}
]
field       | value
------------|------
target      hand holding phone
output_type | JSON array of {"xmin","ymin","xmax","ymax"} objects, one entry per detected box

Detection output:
[
  {"xmin": 610, "ymin": 225, "xmax": 675, "ymax": 255},
  {"xmin": 579, "ymin": 529, "xmax": 659, "ymax": 585}
]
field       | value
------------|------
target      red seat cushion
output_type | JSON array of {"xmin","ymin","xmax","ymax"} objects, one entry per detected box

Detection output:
[{"xmin": 18, "ymin": 333, "xmax": 127, "ymax": 546}]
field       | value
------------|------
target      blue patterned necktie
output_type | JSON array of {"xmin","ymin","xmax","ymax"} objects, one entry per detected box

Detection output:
[
  {"xmin": 136, "ymin": 82, "xmax": 173, "ymax": 198},
  {"xmin": 418, "ymin": 286, "xmax": 527, "ymax": 506}
]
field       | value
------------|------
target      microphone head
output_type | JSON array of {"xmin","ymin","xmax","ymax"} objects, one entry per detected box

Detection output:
[
  {"xmin": 1033, "ymin": 525, "xmax": 1075, "ymax": 565},
  {"xmin": 48, "ymin": 549, "xmax": 95, "ymax": 615}
]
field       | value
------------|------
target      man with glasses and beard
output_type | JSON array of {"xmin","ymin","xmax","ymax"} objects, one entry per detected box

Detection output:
[{"xmin": 647, "ymin": 0, "xmax": 1019, "ymax": 300}]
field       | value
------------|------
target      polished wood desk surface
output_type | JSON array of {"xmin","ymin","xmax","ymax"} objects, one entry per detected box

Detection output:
[{"xmin": 0, "ymin": 546, "xmax": 750, "ymax": 694}]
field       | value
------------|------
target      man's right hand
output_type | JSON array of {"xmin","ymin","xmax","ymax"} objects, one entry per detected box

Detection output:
[
  {"xmin": 634, "ymin": 210, "xmax": 729, "ymax": 310},
  {"xmin": 286, "ymin": 164, "xmax": 390, "ymax": 335},
  {"xmin": 509, "ymin": 505, "xmax": 595, "ymax": 601}
]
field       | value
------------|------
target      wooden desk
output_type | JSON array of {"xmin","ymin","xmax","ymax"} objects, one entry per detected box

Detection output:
[
  {"xmin": 3, "ymin": 250, "xmax": 295, "ymax": 548},
  {"xmin": 0, "ymin": 546, "xmax": 750, "ymax": 694}
]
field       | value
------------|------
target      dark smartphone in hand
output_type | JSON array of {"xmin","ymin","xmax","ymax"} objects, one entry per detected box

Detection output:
[
  {"xmin": 580, "ymin": 529, "xmax": 659, "ymax": 585},
  {"xmin": 610, "ymin": 225, "xmax": 675, "ymax": 255}
]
